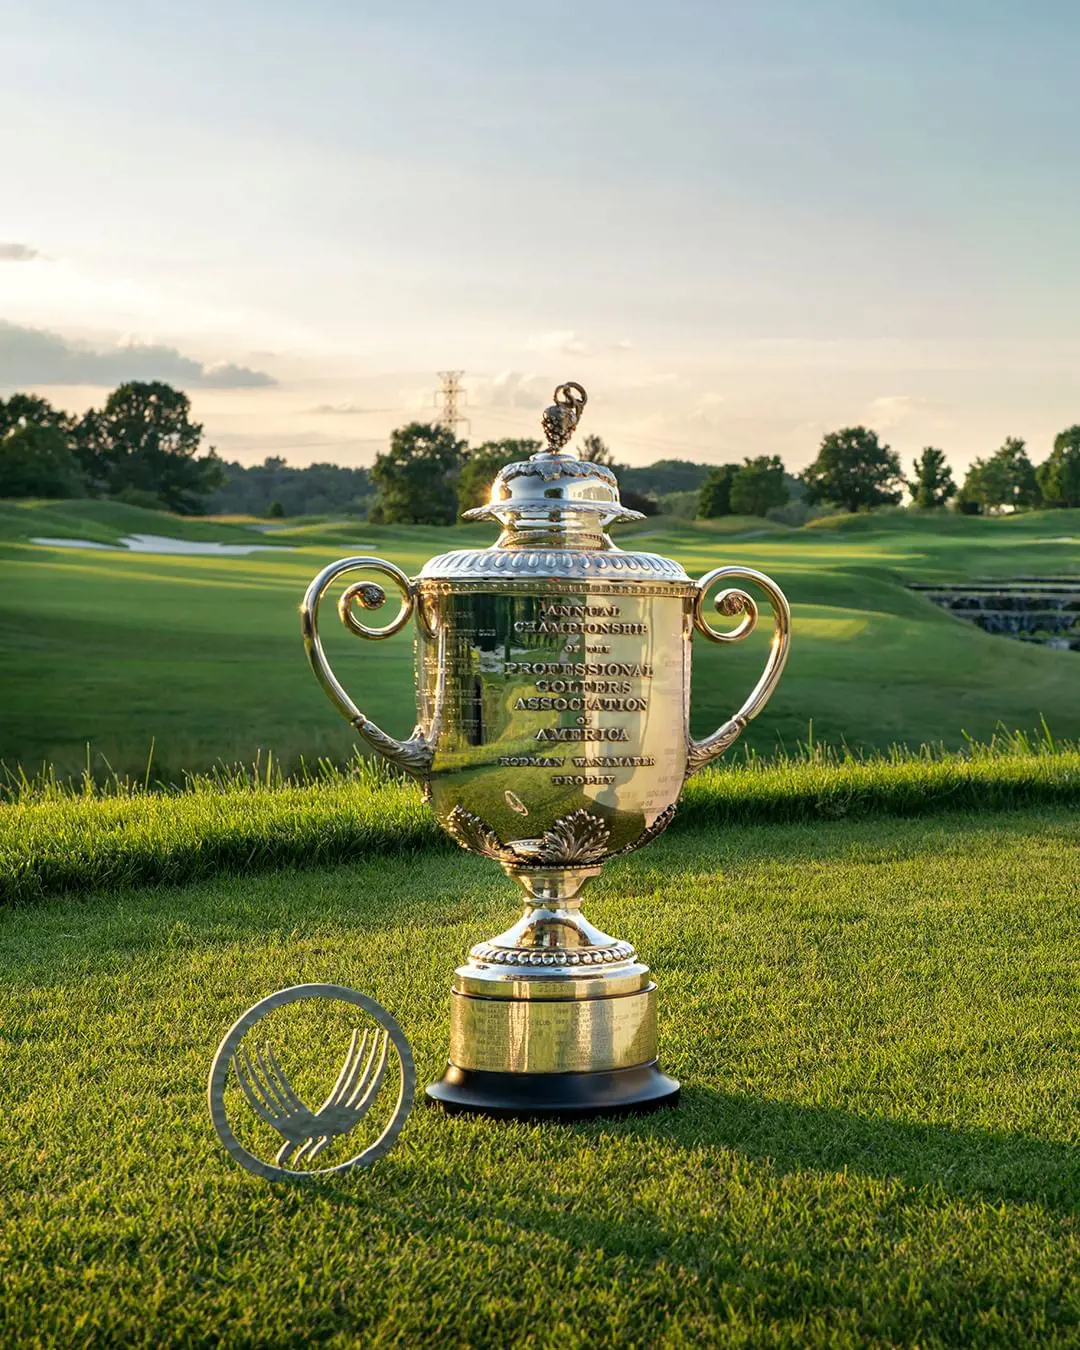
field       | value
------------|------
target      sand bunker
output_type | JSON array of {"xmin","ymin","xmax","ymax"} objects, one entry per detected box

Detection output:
[{"xmin": 31, "ymin": 532, "xmax": 292, "ymax": 557}]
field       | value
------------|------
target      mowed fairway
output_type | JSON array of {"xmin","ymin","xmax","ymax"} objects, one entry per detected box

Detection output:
[
  {"xmin": 2, "ymin": 808, "xmax": 1077, "ymax": 1346},
  {"xmin": 1, "ymin": 500, "xmax": 1079, "ymax": 779}
]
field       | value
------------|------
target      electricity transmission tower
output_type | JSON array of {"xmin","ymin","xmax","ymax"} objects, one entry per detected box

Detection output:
[{"xmin": 434, "ymin": 370, "xmax": 470, "ymax": 440}]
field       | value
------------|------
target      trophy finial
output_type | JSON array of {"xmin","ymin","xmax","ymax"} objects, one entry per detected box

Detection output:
[
  {"xmin": 463, "ymin": 378, "xmax": 642, "ymax": 534},
  {"xmin": 541, "ymin": 381, "xmax": 588, "ymax": 450}
]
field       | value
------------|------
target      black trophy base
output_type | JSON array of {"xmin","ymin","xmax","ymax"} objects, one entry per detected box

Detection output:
[{"xmin": 425, "ymin": 1061, "xmax": 681, "ymax": 1122}]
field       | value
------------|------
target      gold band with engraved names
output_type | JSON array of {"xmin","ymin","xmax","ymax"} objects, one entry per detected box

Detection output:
[{"xmin": 449, "ymin": 983, "xmax": 657, "ymax": 1073}]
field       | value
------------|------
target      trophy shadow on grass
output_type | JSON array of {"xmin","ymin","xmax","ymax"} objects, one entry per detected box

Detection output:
[
  {"xmin": 305, "ymin": 1089, "xmax": 1077, "ymax": 1225},
  {"xmin": 619, "ymin": 1084, "xmax": 1079, "ymax": 1215}
]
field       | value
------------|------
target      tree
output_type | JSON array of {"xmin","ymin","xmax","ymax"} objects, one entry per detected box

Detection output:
[
  {"xmin": 620, "ymin": 488, "xmax": 660, "ymax": 516},
  {"xmin": 369, "ymin": 422, "xmax": 468, "ymax": 525},
  {"xmin": 0, "ymin": 393, "xmax": 85, "ymax": 499},
  {"xmin": 0, "ymin": 392, "xmax": 73, "ymax": 438},
  {"xmin": 801, "ymin": 427, "xmax": 905, "ymax": 513},
  {"xmin": 206, "ymin": 457, "xmax": 373, "ymax": 517},
  {"xmin": 958, "ymin": 437, "xmax": 1040, "ymax": 514},
  {"xmin": 113, "ymin": 486, "xmax": 166, "ymax": 510},
  {"xmin": 953, "ymin": 480, "xmax": 982, "ymax": 514},
  {"xmin": 579, "ymin": 434, "xmax": 615, "ymax": 465},
  {"xmin": 0, "ymin": 422, "xmax": 85, "ymax": 498},
  {"xmin": 266, "ymin": 499, "xmax": 286, "ymax": 518},
  {"xmin": 729, "ymin": 455, "xmax": 789, "ymax": 517},
  {"xmin": 697, "ymin": 463, "xmax": 741, "ymax": 518},
  {"xmin": 908, "ymin": 447, "xmax": 956, "ymax": 509},
  {"xmin": 457, "ymin": 438, "xmax": 540, "ymax": 515},
  {"xmin": 74, "ymin": 381, "xmax": 224, "ymax": 513},
  {"xmin": 1036, "ymin": 426, "xmax": 1080, "ymax": 508},
  {"xmin": 957, "ymin": 458, "xmax": 1002, "ymax": 514},
  {"xmin": 619, "ymin": 459, "xmax": 711, "ymax": 497},
  {"xmin": 996, "ymin": 437, "xmax": 1040, "ymax": 508}
]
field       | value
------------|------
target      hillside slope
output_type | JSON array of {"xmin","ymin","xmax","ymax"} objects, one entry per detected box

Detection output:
[{"xmin": 1, "ymin": 506, "xmax": 1077, "ymax": 777}]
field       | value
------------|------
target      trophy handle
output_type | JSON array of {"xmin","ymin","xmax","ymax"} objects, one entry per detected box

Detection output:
[
  {"xmin": 301, "ymin": 556, "xmax": 434, "ymax": 779},
  {"xmin": 686, "ymin": 565, "xmax": 792, "ymax": 777}
]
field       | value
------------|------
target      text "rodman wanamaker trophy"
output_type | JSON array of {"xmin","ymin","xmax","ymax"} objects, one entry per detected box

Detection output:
[{"xmin": 302, "ymin": 382, "xmax": 791, "ymax": 1119}]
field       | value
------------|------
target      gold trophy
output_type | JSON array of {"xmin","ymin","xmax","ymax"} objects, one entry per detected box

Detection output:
[{"xmin": 302, "ymin": 383, "xmax": 791, "ymax": 1119}]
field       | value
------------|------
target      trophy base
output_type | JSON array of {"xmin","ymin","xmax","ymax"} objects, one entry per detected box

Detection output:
[
  {"xmin": 427, "ymin": 866, "xmax": 680, "ymax": 1123},
  {"xmin": 425, "ymin": 1061, "xmax": 680, "ymax": 1122}
]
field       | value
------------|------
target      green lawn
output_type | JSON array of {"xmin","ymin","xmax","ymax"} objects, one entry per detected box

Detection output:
[
  {"xmin": 4, "ymin": 501, "xmax": 1076, "ymax": 1344},
  {"xmin": 3, "ymin": 739, "xmax": 1078, "ymax": 904},
  {"xmin": 1, "ymin": 500, "xmax": 1078, "ymax": 780},
  {"xmin": 2, "ymin": 808, "xmax": 1076, "ymax": 1346}
]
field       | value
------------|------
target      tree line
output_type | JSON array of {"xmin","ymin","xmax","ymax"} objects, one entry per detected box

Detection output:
[
  {"xmin": 2, "ymin": 381, "xmax": 1079, "ymax": 520},
  {"xmin": 0, "ymin": 384, "xmax": 224, "ymax": 513},
  {"xmin": 207, "ymin": 457, "xmax": 374, "ymax": 518},
  {"xmin": 696, "ymin": 425, "xmax": 1080, "ymax": 519},
  {"xmin": 350, "ymin": 420, "xmax": 1080, "ymax": 524},
  {"xmin": 363, "ymin": 424, "xmax": 660, "ymax": 524},
  {"xmin": 209, "ymin": 446, "xmax": 707, "ymax": 519}
]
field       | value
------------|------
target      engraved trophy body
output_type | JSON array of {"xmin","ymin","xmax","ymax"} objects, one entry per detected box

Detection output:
[{"xmin": 302, "ymin": 383, "xmax": 791, "ymax": 1119}]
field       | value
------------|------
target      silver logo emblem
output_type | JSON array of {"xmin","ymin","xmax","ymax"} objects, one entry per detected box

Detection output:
[{"xmin": 208, "ymin": 984, "xmax": 415, "ymax": 1181}]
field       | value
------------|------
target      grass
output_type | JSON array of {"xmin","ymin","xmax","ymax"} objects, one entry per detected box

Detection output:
[
  {"xmin": 2, "ymin": 808, "xmax": 1076, "ymax": 1346},
  {"xmin": 4, "ymin": 498, "xmax": 1077, "ymax": 1343},
  {"xmin": 0, "ymin": 497, "xmax": 274, "ymax": 546},
  {"xmin": 1, "ymin": 501, "xmax": 1079, "ymax": 781},
  {"xmin": 2, "ymin": 735, "xmax": 1079, "ymax": 906}
]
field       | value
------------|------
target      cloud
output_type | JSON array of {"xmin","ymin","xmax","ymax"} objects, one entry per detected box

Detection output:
[
  {"xmin": 527, "ymin": 330, "xmax": 595, "ymax": 358},
  {"xmin": 198, "ymin": 361, "xmax": 276, "ymax": 388},
  {"xmin": 526, "ymin": 331, "xmax": 634, "ymax": 359},
  {"xmin": 0, "ymin": 243, "xmax": 42, "ymax": 262},
  {"xmin": 687, "ymin": 391, "xmax": 726, "ymax": 427},
  {"xmin": 622, "ymin": 371, "xmax": 683, "ymax": 390},
  {"xmin": 0, "ymin": 321, "xmax": 276, "ymax": 389},
  {"xmin": 488, "ymin": 370, "xmax": 550, "ymax": 409},
  {"xmin": 307, "ymin": 400, "xmax": 395, "ymax": 415},
  {"xmin": 867, "ymin": 394, "xmax": 952, "ymax": 432}
]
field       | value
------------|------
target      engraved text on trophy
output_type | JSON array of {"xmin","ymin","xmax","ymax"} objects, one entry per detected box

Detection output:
[{"xmin": 417, "ymin": 587, "xmax": 689, "ymax": 851}]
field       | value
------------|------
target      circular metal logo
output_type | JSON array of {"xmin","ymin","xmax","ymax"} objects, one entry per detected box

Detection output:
[{"xmin": 208, "ymin": 984, "xmax": 415, "ymax": 1181}]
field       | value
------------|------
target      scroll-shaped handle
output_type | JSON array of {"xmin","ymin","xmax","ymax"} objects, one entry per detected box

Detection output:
[
  {"xmin": 301, "ymin": 556, "xmax": 433, "ymax": 779},
  {"xmin": 686, "ymin": 565, "xmax": 792, "ymax": 777}
]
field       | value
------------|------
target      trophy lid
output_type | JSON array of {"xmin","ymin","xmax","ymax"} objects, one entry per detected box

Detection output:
[{"xmin": 462, "ymin": 382, "xmax": 644, "ymax": 542}]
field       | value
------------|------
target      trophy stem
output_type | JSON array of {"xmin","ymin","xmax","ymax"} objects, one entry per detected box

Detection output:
[
  {"xmin": 508, "ymin": 865, "xmax": 599, "ymax": 906},
  {"xmin": 482, "ymin": 865, "xmax": 621, "ymax": 954}
]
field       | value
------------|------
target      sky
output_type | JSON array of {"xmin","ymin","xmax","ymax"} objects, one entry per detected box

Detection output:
[{"xmin": 2, "ymin": 0, "xmax": 1079, "ymax": 475}]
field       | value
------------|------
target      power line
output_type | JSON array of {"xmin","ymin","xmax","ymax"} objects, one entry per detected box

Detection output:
[{"xmin": 434, "ymin": 370, "xmax": 470, "ymax": 440}]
